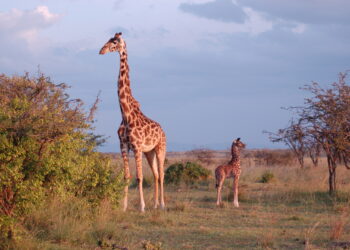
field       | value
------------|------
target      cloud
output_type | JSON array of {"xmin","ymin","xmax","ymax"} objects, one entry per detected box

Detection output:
[
  {"xmin": 0, "ymin": 6, "xmax": 61, "ymax": 72},
  {"xmin": 0, "ymin": 6, "xmax": 60, "ymax": 33},
  {"xmin": 0, "ymin": 6, "xmax": 60, "ymax": 52},
  {"xmin": 238, "ymin": 0, "xmax": 350, "ymax": 25},
  {"xmin": 179, "ymin": 0, "xmax": 247, "ymax": 23}
]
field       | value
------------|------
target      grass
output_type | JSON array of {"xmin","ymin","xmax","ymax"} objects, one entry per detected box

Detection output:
[{"xmin": 12, "ymin": 157, "xmax": 350, "ymax": 249}]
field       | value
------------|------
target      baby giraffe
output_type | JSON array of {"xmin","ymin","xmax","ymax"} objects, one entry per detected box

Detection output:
[{"xmin": 215, "ymin": 138, "xmax": 246, "ymax": 207}]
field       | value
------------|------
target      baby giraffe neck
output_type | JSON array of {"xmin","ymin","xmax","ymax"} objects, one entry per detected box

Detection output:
[{"xmin": 230, "ymin": 146, "xmax": 240, "ymax": 164}]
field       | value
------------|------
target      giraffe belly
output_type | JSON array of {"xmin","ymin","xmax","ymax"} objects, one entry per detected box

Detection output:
[
  {"xmin": 141, "ymin": 144, "xmax": 155, "ymax": 152},
  {"xmin": 226, "ymin": 170, "xmax": 236, "ymax": 178}
]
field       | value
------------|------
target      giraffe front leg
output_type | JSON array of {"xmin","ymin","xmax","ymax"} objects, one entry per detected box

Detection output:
[
  {"xmin": 233, "ymin": 175, "xmax": 240, "ymax": 208},
  {"xmin": 135, "ymin": 150, "xmax": 145, "ymax": 212}
]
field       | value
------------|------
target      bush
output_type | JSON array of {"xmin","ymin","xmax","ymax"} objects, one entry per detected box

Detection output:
[
  {"xmin": 130, "ymin": 176, "xmax": 152, "ymax": 188},
  {"xmin": 0, "ymin": 73, "xmax": 124, "ymax": 242},
  {"xmin": 165, "ymin": 162, "xmax": 211, "ymax": 186},
  {"xmin": 186, "ymin": 148, "xmax": 215, "ymax": 165},
  {"xmin": 253, "ymin": 150, "xmax": 296, "ymax": 166},
  {"xmin": 260, "ymin": 171, "xmax": 275, "ymax": 183}
]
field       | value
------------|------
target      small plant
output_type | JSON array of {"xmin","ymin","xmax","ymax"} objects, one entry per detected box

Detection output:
[
  {"xmin": 287, "ymin": 215, "xmax": 302, "ymax": 221},
  {"xmin": 172, "ymin": 202, "xmax": 186, "ymax": 212},
  {"xmin": 330, "ymin": 219, "xmax": 346, "ymax": 241},
  {"xmin": 142, "ymin": 240, "xmax": 162, "ymax": 250},
  {"xmin": 304, "ymin": 222, "xmax": 320, "ymax": 250},
  {"xmin": 260, "ymin": 171, "xmax": 275, "ymax": 183},
  {"xmin": 257, "ymin": 231, "xmax": 275, "ymax": 249},
  {"xmin": 165, "ymin": 162, "xmax": 211, "ymax": 186}
]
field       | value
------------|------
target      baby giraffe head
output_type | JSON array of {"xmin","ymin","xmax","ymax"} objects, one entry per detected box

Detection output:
[
  {"xmin": 99, "ymin": 32, "xmax": 126, "ymax": 55},
  {"xmin": 233, "ymin": 138, "xmax": 246, "ymax": 149}
]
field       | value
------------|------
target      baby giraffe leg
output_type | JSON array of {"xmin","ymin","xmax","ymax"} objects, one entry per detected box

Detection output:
[
  {"xmin": 216, "ymin": 178, "xmax": 224, "ymax": 206},
  {"xmin": 233, "ymin": 175, "xmax": 240, "ymax": 207}
]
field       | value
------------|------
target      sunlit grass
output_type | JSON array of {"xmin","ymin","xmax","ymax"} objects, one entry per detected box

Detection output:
[{"xmin": 14, "ymin": 156, "xmax": 350, "ymax": 249}]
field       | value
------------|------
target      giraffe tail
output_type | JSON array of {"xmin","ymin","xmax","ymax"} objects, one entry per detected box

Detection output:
[{"xmin": 215, "ymin": 168, "xmax": 220, "ymax": 188}]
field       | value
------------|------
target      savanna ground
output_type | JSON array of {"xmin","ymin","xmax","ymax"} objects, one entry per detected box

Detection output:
[{"xmin": 15, "ymin": 152, "xmax": 350, "ymax": 250}]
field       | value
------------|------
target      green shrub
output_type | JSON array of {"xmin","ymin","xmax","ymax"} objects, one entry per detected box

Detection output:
[
  {"xmin": 165, "ymin": 163, "xmax": 185, "ymax": 185},
  {"xmin": 0, "ymin": 73, "xmax": 124, "ymax": 242},
  {"xmin": 165, "ymin": 161, "xmax": 211, "ymax": 186},
  {"xmin": 260, "ymin": 171, "xmax": 275, "ymax": 183}
]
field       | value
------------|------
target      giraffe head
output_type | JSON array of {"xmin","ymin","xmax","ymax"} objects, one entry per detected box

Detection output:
[
  {"xmin": 233, "ymin": 138, "xmax": 246, "ymax": 149},
  {"xmin": 99, "ymin": 32, "xmax": 126, "ymax": 55}
]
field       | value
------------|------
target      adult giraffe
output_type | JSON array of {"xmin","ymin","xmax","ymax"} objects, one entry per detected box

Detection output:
[{"xmin": 99, "ymin": 32, "xmax": 166, "ymax": 212}]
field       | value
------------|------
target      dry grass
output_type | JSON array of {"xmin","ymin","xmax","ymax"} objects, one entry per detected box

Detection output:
[{"xmin": 12, "ymin": 154, "xmax": 350, "ymax": 249}]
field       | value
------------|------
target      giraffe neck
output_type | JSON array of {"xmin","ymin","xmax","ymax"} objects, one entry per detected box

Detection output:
[
  {"xmin": 117, "ymin": 48, "xmax": 138, "ymax": 123},
  {"xmin": 229, "ymin": 146, "xmax": 240, "ymax": 164}
]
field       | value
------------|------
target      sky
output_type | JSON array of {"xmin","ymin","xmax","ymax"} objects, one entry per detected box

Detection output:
[{"xmin": 1, "ymin": 0, "xmax": 349, "ymax": 152}]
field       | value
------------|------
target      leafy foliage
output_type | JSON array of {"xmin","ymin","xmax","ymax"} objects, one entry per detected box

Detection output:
[
  {"xmin": 165, "ymin": 161, "xmax": 211, "ymax": 186},
  {"xmin": 0, "ymin": 73, "xmax": 124, "ymax": 241}
]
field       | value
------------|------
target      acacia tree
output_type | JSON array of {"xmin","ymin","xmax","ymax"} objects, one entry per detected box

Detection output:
[
  {"xmin": 268, "ymin": 72, "xmax": 349, "ymax": 194},
  {"xmin": 299, "ymin": 73, "xmax": 350, "ymax": 194}
]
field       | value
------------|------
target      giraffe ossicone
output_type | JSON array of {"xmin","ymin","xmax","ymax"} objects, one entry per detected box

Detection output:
[
  {"xmin": 99, "ymin": 32, "xmax": 166, "ymax": 212},
  {"xmin": 215, "ymin": 138, "xmax": 245, "ymax": 207}
]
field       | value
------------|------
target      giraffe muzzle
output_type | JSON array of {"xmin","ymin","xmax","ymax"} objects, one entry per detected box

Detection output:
[{"xmin": 99, "ymin": 47, "xmax": 107, "ymax": 55}]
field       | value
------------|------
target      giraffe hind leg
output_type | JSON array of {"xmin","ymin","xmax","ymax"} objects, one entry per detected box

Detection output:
[
  {"xmin": 155, "ymin": 143, "xmax": 166, "ymax": 209},
  {"xmin": 145, "ymin": 150, "xmax": 159, "ymax": 209}
]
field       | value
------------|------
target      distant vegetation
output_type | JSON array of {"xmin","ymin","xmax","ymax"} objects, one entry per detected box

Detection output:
[{"xmin": 0, "ymin": 73, "xmax": 124, "ymax": 245}]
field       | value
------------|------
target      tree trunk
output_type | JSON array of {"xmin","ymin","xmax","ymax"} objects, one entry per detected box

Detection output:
[
  {"xmin": 310, "ymin": 152, "xmax": 319, "ymax": 167},
  {"xmin": 327, "ymin": 156, "xmax": 337, "ymax": 195},
  {"xmin": 297, "ymin": 155, "xmax": 304, "ymax": 168}
]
